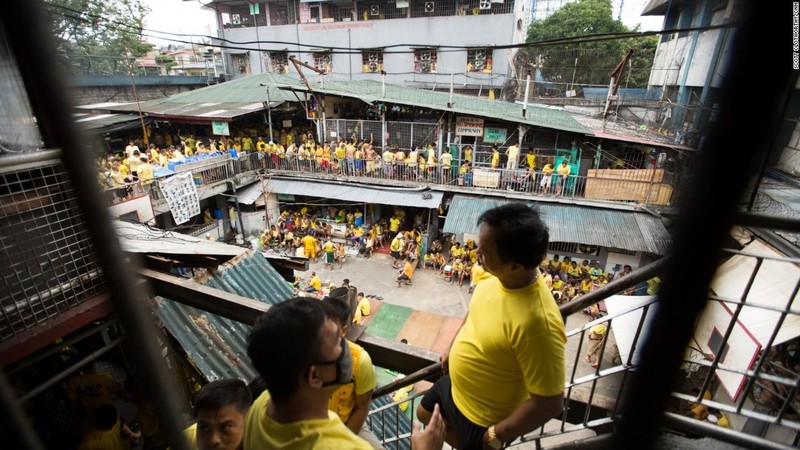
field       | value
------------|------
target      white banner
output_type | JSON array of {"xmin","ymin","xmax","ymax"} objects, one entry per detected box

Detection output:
[
  {"xmin": 159, "ymin": 172, "xmax": 201, "ymax": 225},
  {"xmin": 455, "ymin": 116, "xmax": 484, "ymax": 136}
]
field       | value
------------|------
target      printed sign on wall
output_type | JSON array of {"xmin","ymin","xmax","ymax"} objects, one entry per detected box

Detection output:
[
  {"xmin": 455, "ymin": 116, "xmax": 484, "ymax": 136},
  {"xmin": 483, "ymin": 127, "xmax": 507, "ymax": 143}
]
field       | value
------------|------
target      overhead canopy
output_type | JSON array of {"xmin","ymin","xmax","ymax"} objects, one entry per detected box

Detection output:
[
  {"xmin": 113, "ymin": 221, "xmax": 246, "ymax": 265},
  {"xmin": 73, "ymin": 112, "xmax": 151, "ymax": 135},
  {"xmin": 442, "ymin": 195, "xmax": 672, "ymax": 255},
  {"xmin": 237, "ymin": 178, "xmax": 443, "ymax": 209},
  {"xmin": 709, "ymin": 239, "xmax": 800, "ymax": 347},
  {"xmin": 97, "ymin": 72, "xmax": 306, "ymax": 122}
]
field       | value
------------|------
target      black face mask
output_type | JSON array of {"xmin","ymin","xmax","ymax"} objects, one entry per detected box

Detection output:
[{"xmin": 309, "ymin": 337, "xmax": 353, "ymax": 387}]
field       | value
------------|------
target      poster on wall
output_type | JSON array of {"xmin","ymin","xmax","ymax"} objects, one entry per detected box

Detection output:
[
  {"xmin": 483, "ymin": 127, "xmax": 507, "ymax": 143},
  {"xmin": 159, "ymin": 172, "xmax": 201, "ymax": 225},
  {"xmin": 455, "ymin": 116, "xmax": 484, "ymax": 136}
]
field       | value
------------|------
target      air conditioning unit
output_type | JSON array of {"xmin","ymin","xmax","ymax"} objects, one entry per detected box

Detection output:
[
  {"xmin": 479, "ymin": 0, "xmax": 491, "ymax": 9},
  {"xmin": 370, "ymin": 5, "xmax": 380, "ymax": 16},
  {"xmin": 424, "ymin": 2, "xmax": 435, "ymax": 13}
]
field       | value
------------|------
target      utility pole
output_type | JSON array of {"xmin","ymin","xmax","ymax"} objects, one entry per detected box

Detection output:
[
  {"xmin": 289, "ymin": 56, "xmax": 328, "ymax": 142},
  {"xmin": 602, "ymin": 48, "xmax": 634, "ymax": 132}
]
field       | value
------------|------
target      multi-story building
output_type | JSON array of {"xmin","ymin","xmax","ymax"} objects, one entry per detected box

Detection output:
[{"xmin": 204, "ymin": 0, "xmax": 527, "ymax": 91}]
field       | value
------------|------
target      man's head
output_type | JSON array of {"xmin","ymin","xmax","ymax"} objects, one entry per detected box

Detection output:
[
  {"xmin": 193, "ymin": 379, "xmax": 252, "ymax": 450},
  {"xmin": 476, "ymin": 203, "xmax": 549, "ymax": 278},
  {"xmin": 323, "ymin": 295, "xmax": 352, "ymax": 335},
  {"xmin": 561, "ymin": 160, "xmax": 568, "ymax": 165},
  {"xmin": 247, "ymin": 298, "xmax": 350, "ymax": 404}
]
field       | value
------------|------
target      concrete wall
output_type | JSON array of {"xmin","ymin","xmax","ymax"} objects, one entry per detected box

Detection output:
[
  {"xmin": 221, "ymin": 14, "xmax": 516, "ymax": 88},
  {"xmin": 69, "ymin": 84, "xmax": 204, "ymax": 105},
  {"xmin": 648, "ymin": 7, "xmax": 729, "ymax": 89}
]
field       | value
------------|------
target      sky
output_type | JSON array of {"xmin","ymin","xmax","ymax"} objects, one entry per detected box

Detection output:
[
  {"xmin": 142, "ymin": 0, "xmax": 218, "ymax": 47},
  {"xmin": 141, "ymin": 0, "xmax": 663, "ymax": 48}
]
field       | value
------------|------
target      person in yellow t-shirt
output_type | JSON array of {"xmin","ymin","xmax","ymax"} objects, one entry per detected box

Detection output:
[
  {"xmin": 418, "ymin": 203, "xmax": 565, "ymax": 450},
  {"xmin": 490, "ymin": 145, "xmax": 500, "ymax": 169},
  {"xmin": 302, "ymin": 234, "xmax": 318, "ymax": 262},
  {"xmin": 305, "ymin": 271, "xmax": 322, "ymax": 292},
  {"xmin": 352, "ymin": 292, "xmax": 371, "ymax": 324},
  {"xmin": 540, "ymin": 161, "xmax": 554, "ymax": 194},
  {"xmin": 180, "ymin": 379, "xmax": 251, "ymax": 450},
  {"xmin": 525, "ymin": 149, "xmax": 536, "ymax": 171},
  {"xmin": 78, "ymin": 404, "xmax": 140, "ymax": 450},
  {"xmin": 323, "ymin": 295, "xmax": 383, "ymax": 448},
  {"xmin": 245, "ymin": 298, "xmax": 445, "ymax": 450},
  {"xmin": 396, "ymin": 256, "xmax": 416, "ymax": 287},
  {"xmin": 323, "ymin": 239, "xmax": 336, "ymax": 270},
  {"xmin": 555, "ymin": 160, "xmax": 571, "ymax": 196}
]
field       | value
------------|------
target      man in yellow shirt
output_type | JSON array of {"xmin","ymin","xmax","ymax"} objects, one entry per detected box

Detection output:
[
  {"xmin": 182, "ymin": 379, "xmax": 252, "ymax": 450},
  {"xmin": 418, "ymin": 203, "xmax": 565, "ymax": 450},
  {"xmin": 323, "ymin": 295, "xmax": 382, "ymax": 447},
  {"xmin": 540, "ymin": 161, "xmax": 554, "ymax": 194},
  {"xmin": 505, "ymin": 142, "xmax": 519, "ymax": 170},
  {"xmin": 245, "ymin": 298, "xmax": 445, "ymax": 450},
  {"xmin": 323, "ymin": 238, "xmax": 336, "ymax": 270},
  {"xmin": 302, "ymin": 233, "xmax": 318, "ymax": 262},
  {"xmin": 396, "ymin": 256, "xmax": 416, "ymax": 287},
  {"xmin": 490, "ymin": 146, "xmax": 500, "ymax": 169},
  {"xmin": 555, "ymin": 159, "xmax": 571, "ymax": 196},
  {"xmin": 305, "ymin": 271, "xmax": 322, "ymax": 292}
]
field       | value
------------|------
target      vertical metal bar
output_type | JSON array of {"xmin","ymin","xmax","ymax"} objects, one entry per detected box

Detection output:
[
  {"xmin": 0, "ymin": 2, "xmax": 190, "ymax": 449},
  {"xmin": 612, "ymin": 2, "xmax": 796, "ymax": 447}
]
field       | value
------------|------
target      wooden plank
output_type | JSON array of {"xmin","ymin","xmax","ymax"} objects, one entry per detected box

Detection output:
[
  {"xmin": 397, "ymin": 310, "xmax": 444, "ymax": 350},
  {"xmin": 588, "ymin": 168, "xmax": 664, "ymax": 182},
  {"xmin": 430, "ymin": 316, "xmax": 465, "ymax": 355},
  {"xmin": 584, "ymin": 178, "xmax": 672, "ymax": 205}
]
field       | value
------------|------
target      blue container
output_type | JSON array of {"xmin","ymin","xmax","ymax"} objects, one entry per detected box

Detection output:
[
  {"xmin": 229, "ymin": 148, "xmax": 238, "ymax": 159},
  {"xmin": 213, "ymin": 209, "xmax": 223, "ymax": 220}
]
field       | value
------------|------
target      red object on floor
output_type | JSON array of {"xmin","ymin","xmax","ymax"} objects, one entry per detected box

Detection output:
[{"xmin": 373, "ymin": 245, "xmax": 391, "ymax": 255}]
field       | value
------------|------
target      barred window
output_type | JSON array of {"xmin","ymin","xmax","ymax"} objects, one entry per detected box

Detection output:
[
  {"xmin": 270, "ymin": 52, "xmax": 289, "ymax": 74},
  {"xmin": 362, "ymin": 50, "xmax": 384, "ymax": 73},
  {"xmin": 313, "ymin": 52, "xmax": 332, "ymax": 73},
  {"xmin": 413, "ymin": 48, "xmax": 437, "ymax": 74},
  {"xmin": 466, "ymin": 48, "xmax": 492, "ymax": 73}
]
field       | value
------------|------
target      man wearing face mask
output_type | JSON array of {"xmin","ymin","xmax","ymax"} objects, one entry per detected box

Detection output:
[
  {"xmin": 323, "ymin": 295, "xmax": 383, "ymax": 449},
  {"xmin": 245, "ymin": 297, "xmax": 445, "ymax": 450}
]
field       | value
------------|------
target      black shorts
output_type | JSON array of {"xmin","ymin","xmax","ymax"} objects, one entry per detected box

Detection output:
[
  {"xmin": 391, "ymin": 251, "xmax": 401, "ymax": 259},
  {"xmin": 420, "ymin": 374, "xmax": 487, "ymax": 450}
]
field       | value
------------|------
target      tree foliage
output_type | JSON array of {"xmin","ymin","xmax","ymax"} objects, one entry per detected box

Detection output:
[
  {"xmin": 45, "ymin": 0, "xmax": 152, "ymax": 74},
  {"xmin": 524, "ymin": 0, "xmax": 656, "ymax": 89}
]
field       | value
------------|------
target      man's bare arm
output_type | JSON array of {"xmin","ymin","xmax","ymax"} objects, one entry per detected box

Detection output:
[{"xmin": 487, "ymin": 392, "xmax": 564, "ymax": 448}]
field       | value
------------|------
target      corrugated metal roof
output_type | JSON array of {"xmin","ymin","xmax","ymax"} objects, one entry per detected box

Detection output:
[
  {"xmin": 114, "ymin": 221, "xmax": 247, "ymax": 257},
  {"xmin": 443, "ymin": 195, "xmax": 672, "ymax": 255},
  {"xmin": 284, "ymin": 79, "xmax": 590, "ymax": 135},
  {"xmin": 154, "ymin": 251, "xmax": 295, "ymax": 381},
  {"xmin": 74, "ymin": 113, "xmax": 151, "ymax": 134},
  {"xmin": 100, "ymin": 73, "xmax": 306, "ymax": 121},
  {"xmin": 243, "ymin": 178, "xmax": 444, "ymax": 209}
]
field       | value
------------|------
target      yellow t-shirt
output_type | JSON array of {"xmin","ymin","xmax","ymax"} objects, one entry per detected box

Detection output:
[
  {"xmin": 450, "ymin": 275, "xmax": 565, "ymax": 427},
  {"xmin": 329, "ymin": 341, "xmax": 376, "ymax": 424},
  {"xmin": 389, "ymin": 217, "xmax": 401, "ymax": 232},
  {"xmin": 309, "ymin": 276, "xmax": 322, "ymax": 291},
  {"xmin": 302, "ymin": 235, "xmax": 316, "ymax": 250},
  {"xmin": 323, "ymin": 241, "xmax": 335, "ymax": 253},
  {"xmin": 78, "ymin": 420, "xmax": 127, "ymax": 450},
  {"xmin": 244, "ymin": 391, "xmax": 372, "ymax": 449},
  {"xmin": 491, "ymin": 152, "xmax": 500, "ymax": 168}
]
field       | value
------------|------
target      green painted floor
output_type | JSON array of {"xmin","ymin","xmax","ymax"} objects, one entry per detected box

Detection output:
[{"xmin": 365, "ymin": 303, "xmax": 413, "ymax": 340}]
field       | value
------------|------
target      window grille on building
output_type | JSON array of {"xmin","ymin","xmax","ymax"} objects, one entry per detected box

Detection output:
[
  {"xmin": 413, "ymin": 48, "xmax": 437, "ymax": 74},
  {"xmin": 362, "ymin": 50, "xmax": 384, "ymax": 73},
  {"xmin": 270, "ymin": 52, "xmax": 289, "ymax": 74},
  {"xmin": 313, "ymin": 52, "xmax": 333, "ymax": 73},
  {"xmin": 466, "ymin": 48, "xmax": 493, "ymax": 73}
]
